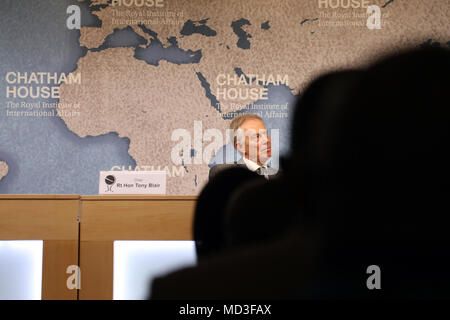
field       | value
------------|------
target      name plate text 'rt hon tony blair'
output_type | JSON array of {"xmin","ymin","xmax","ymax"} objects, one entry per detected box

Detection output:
[{"xmin": 98, "ymin": 171, "xmax": 166, "ymax": 195}]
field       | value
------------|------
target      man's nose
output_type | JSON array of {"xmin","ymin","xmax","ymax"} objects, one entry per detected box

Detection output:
[{"xmin": 260, "ymin": 133, "xmax": 269, "ymax": 145}]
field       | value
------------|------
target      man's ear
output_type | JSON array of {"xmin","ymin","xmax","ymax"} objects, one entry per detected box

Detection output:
[{"xmin": 235, "ymin": 140, "xmax": 244, "ymax": 154}]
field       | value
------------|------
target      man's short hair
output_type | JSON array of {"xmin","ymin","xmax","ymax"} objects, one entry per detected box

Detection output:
[
  {"xmin": 229, "ymin": 114, "xmax": 263, "ymax": 131},
  {"xmin": 230, "ymin": 114, "xmax": 264, "ymax": 146}
]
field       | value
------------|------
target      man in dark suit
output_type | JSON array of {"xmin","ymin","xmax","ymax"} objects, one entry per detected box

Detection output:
[{"xmin": 209, "ymin": 114, "xmax": 279, "ymax": 180}]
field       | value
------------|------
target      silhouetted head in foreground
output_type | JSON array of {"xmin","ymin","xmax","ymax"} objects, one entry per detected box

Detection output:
[
  {"xmin": 193, "ymin": 166, "xmax": 265, "ymax": 261},
  {"xmin": 307, "ymin": 47, "xmax": 450, "ymax": 298},
  {"xmin": 285, "ymin": 69, "xmax": 364, "ymax": 223},
  {"xmin": 224, "ymin": 70, "xmax": 364, "ymax": 250}
]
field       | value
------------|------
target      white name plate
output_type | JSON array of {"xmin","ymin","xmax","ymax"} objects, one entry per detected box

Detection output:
[{"xmin": 99, "ymin": 171, "xmax": 166, "ymax": 195}]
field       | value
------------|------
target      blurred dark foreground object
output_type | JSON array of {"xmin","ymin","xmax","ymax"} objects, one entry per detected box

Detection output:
[{"xmin": 150, "ymin": 47, "xmax": 450, "ymax": 299}]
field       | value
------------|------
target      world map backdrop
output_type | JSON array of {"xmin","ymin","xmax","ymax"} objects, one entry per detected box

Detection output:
[{"xmin": 0, "ymin": 0, "xmax": 448, "ymax": 195}]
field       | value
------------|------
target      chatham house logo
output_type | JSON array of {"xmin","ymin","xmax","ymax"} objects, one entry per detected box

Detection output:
[{"xmin": 105, "ymin": 175, "xmax": 116, "ymax": 192}]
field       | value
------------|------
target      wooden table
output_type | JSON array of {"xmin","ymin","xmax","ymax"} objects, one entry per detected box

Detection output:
[{"xmin": 0, "ymin": 195, "xmax": 196, "ymax": 300}]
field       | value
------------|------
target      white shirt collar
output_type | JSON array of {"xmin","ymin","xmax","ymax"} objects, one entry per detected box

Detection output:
[
  {"xmin": 243, "ymin": 157, "xmax": 261, "ymax": 172},
  {"xmin": 243, "ymin": 158, "xmax": 270, "ymax": 180}
]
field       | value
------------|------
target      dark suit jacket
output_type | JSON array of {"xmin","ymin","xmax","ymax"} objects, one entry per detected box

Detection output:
[{"xmin": 209, "ymin": 159, "xmax": 280, "ymax": 180}]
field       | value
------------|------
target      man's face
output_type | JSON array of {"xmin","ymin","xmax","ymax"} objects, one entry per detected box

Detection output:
[{"xmin": 235, "ymin": 119, "xmax": 272, "ymax": 165}]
